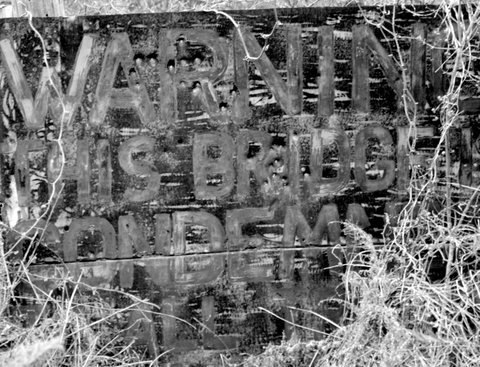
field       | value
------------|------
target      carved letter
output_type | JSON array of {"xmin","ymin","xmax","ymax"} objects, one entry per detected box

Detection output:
[
  {"xmin": 282, "ymin": 206, "xmax": 312, "ymax": 247},
  {"xmin": 7, "ymin": 219, "xmax": 60, "ymax": 261},
  {"xmin": 307, "ymin": 128, "xmax": 350, "ymax": 196},
  {"xmin": 118, "ymin": 136, "xmax": 160, "ymax": 202},
  {"xmin": 201, "ymin": 296, "xmax": 240, "ymax": 349},
  {"xmin": 309, "ymin": 204, "xmax": 341, "ymax": 245},
  {"xmin": 310, "ymin": 204, "xmax": 342, "ymax": 270},
  {"xmin": 158, "ymin": 29, "xmax": 229, "ymax": 123},
  {"xmin": 172, "ymin": 211, "xmax": 225, "ymax": 254},
  {"xmin": 0, "ymin": 35, "xmax": 97, "ymax": 129},
  {"xmin": 226, "ymin": 207, "xmax": 275, "ymax": 250},
  {"xmin": 14, "ymin": 140, "xmax": 44, "ymax": 207},
  {"xmin": 47, "ymin": 139, "xmax": 91, "ymax": 205},
  {"xmin": 89, "ymin": 33, "xmax": 155, "ymax": 127},
  {"xmin": 236, "ymin": 130, "xmax": 272, "ymax": 198},
  {"xmin": 118, "ymin": 215, "xmax": 150, "ymax": 258},
  {"xmin": 354, "ymin": 125, "xmax": 395, "ymax": 192},
  {"xmin": 123, "ymin": 304, "xmax": 159, "ymax": 359},
  {"xmin": 63, "ymin": 217, "xmax": 116, "ymax": 262},
  {"xmin": 172, "ymin": 211, "xmax": 226, "ymax": 285},
  {"xmin": 344, "ymin": 203, "xmax": 371, "ymax": 263},
  {"xmin": 346, "ymin": 203, "xmax": 370, "ymax": 228},
  {"xmin": 353, "ymin": 26, "xmax": 404, "ymax": 111},
  {"xmin": 241, "ymin": 27, "xmax": 302, "ymax": 115},
  {"xmin": 193, "ymin": 133, "xmax": 234, "ymax": 200}
]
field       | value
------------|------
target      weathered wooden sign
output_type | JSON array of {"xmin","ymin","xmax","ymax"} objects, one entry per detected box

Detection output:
[{"xmin": 0, "ymin": 6, "xmax": 477, "ymax": 365}]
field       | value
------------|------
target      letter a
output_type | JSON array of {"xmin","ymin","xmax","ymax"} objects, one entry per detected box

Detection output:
[{"xmin": 89, "ymin": 33, "xmax": 155, "ymax": 127}]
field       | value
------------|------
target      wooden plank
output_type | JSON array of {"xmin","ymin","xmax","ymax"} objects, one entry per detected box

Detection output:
[
  {"xmin": 201, "ymin": 296, "xmax": 216, "ymax": 348},
  {"xmin": 201, "ymin": 296, "xmax": 240, "ymax": 350},
  {"xmin": 10, "ymin": 0, "xmax": 64, "ymax": 17},
  {"xmin": 14, "ymin": 0, "xmax": 65, "ymax": 17},
  {"xmin": 75, "ymin": 139, "xmax": 90, "ymax": 205},
  {"xmin": 157, "ymin": 30, "xmax": 178, "ymax": 125},
  {"xmin": 232, "ymin": 30, "xmax": 252, "ymax": 123},
  {"xmin": 286, "ymin": 24, "xmax": 303, "ymax": 115},
  {"xmin": 123, "ymin": 305, "xmax": 159, "ymax": 364},
  {"xmin": 0, "ymin": 4, "xmax": 13, "ymax": 18},
  {"xmin": 154, "ymin": 214, "xmax": 172, "ymax": 255},
  {"xmin": 288, "ymin": 131, "xmax": 301, "ymax": 200},
  {"xmin": 460, "ymin": 128, "xmax": 472, "ymax": 186},
  {"xmin": 459, "ymin": 98, "xmax": 480, "ymax": 114},
  {"xmin": 431, "ymin": 29, "xmax": 446, "ymax": 102},
  {"xmin": 410, "ymin": 23, "xmax": 427, "ymax": 112},
  {"xmin": 14, "ymin": 140, "xmax": 44, "ymax": 208},
  {"xmin": 47, "ymin": 141, "xmax": 63, "ymax": 201},
  {"xmin": 97, "ymin": 139, "xmax": 112, "ymax": 203},
  {"xmin": 14, "ymin": 140, "xmax": 31, "ymax": 208},
  {"xmin": 161, "ymin": 297, "xmax": 180, "ymax": 348},
  {"xmin": 352, "ymin": 25, "xmax": 369, "ymax": 113},
  {"xmin": 396, "ymin": 126, "xmax": 410, "ymax": 193},
  {"xmin": 317, "ymin": 26, "xmax": 334, "ymax": 116},
  {"xmin": 157, "ymin": 71, "xmax": 177, "ymax": 125}
]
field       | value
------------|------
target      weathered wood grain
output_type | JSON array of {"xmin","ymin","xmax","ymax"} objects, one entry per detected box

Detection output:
[
  {"xmin": 317, "ymin": 26, "xmax": 334, "ymax": 116},
  {"xmin": 233, "ymin": 30, "xmax": 252, "ymax": 123},
  {"xmin": 241, "ymin": 27, "xmax": 295, "ymax": 115},
  {"xmin": 97, "ymin": 139, "xmax": 112, "ymax": 203},
  {"xmin": 460, "ymin": 128, "xmax": 472, "ymax": 186},
  {"xmin": 352, "ymin": 25, "xmax": 370, "ymax": 113},
  {"xmin": 286, "ymin": 24, "xmax": 303, "ymax": 115},
  {"xmin": 411, "ymin": 23, "xmax": 427, "ymax": 112}
]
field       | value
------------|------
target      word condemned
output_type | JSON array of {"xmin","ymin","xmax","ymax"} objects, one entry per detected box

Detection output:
[{"xmin": 10, "ymin": 202, "xmax": 373, "ymax": 267}]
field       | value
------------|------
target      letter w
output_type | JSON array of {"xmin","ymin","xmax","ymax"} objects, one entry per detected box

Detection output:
[{"xmin": 0, "ymin": 34, "xmax": 97, "ymax": 130}]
